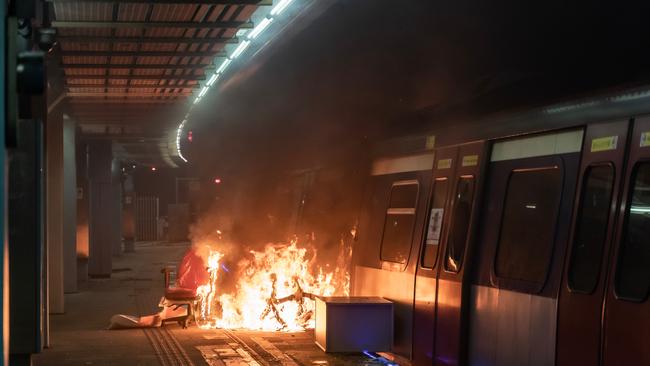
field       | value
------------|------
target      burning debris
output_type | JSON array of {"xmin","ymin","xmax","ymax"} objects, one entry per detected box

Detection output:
[{"xmin": 195, "ymin": 239, "xmax": 350, "ymax": 331}]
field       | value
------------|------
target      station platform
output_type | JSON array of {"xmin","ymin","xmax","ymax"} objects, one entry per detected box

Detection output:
[{"xmin": 33, "ymin": 242, "xmax": 391, "ymax": 366}]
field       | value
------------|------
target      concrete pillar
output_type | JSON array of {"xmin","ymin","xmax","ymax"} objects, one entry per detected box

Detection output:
[
  {"xmin": 122, "ymin": 175, "xmax": 135, "ymax": 252},
  {"xmin": 87, "ymin": 141, "xmax": 121, "ymax": 277},
  {"xmin": 8, "ymin": 118, "xmax": 44, "ymax": 360},
  {"xmin": 76, "ymin": 142, "xmax": 89, "ymax": 283},
  {"xmin": 62, "ymin": 115, "xmax": 77, "ymax": 293},
  {"xmin": 46, "ymin": 112, "xmax": 77, "ymax": 312},
  {"xmin": 113, "ymin": 173, "xmax": 123, "ymax": 257},
  {"xmin": 45, "ymin": 112, "xmax": 63, "ymax": 313}
]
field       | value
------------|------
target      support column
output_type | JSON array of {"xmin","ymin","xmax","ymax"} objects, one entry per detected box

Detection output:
[
  {"xmin": 45, "ymin": 111, "xmax": 64, "ymax": 313},
  {"xmin": 8, "ymin": 117, "xmax": 44, "ymax": 361},
  {"xmin": 113, "ymin": 172, "xmax": 123, "ymax": 257},
  {"xmin": 1, "ymin": 6, "xmax": 9, "ymax": 364},
  {"xmin": 76, "ymin": 142, "xmax": 89, "ymax": 283},
  {"xmin": 45, "ymin": 113, "xmax": 77, "ymax": 308},
  {"xmin": 122, "ymin": 174, "xmax": 135, "ymax": 253},
  {"xmin": 62, "ymin": 115, "xmax": 77, "ymax": 293},
  {"xmin": 87, "ymin": 141, "xmax": 121, "ymax": 277}
]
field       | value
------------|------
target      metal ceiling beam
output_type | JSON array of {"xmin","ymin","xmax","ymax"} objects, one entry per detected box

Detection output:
[
  {"xmin": 47, "ymin": 0, "xmax": 272, "ymax": 5},
  {"xmin": 52, "ymin": 20, "xmax": 253, "ymax": 29},
  {"xmin": 71, "ymin": 107, "xmax": 175, "ymax": 112},
  {"xmin": 66, "ymin": 84, "xmax": 197, "ymax": 89},
  {"xmin": 61, "ymin": 63, "xmax": 214, "ymax": 69},
  {"xmin": 57, "ymin": 36, "xmax": 238, "ymax": 44},
  {"xmin": 60, "ymin": 50, "xmax": 227, "ymax": 57},
  {"xmin": 68, "ymin": 98, "xmax": 180, "ymax": 104},
  {"xmin": 64, "ymin": 75, "xmax": 205, "ymax": 80},
  {"xmin": 67, "ymin": 92, "xmax": 192, "ymax": 97}
]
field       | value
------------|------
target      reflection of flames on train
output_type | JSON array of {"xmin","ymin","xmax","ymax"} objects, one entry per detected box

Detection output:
[{"xmin": 196, "ymin": 238, "xmax": 351, "ymax": 331}]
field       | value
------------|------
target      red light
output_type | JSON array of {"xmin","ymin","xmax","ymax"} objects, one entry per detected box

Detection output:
[
  {"xmin": 214, "ymin": 178, "xmax": 221, "ymax": 184},
  {"xmin": 151, "ymin": 167, "xmax": 157, "ymax": 171},
  {"xmin": 188, "ymin": 131, "xmax": 193, "ymax": 142}
]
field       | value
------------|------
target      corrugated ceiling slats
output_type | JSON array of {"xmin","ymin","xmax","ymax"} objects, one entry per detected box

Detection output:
[
  {"xmin": 54, "ymin": 0, "xmax": 266, "ymax": 102},
  {"xmin": 117, "ymin": 4, "xmax": 149, "ymax": 22}
]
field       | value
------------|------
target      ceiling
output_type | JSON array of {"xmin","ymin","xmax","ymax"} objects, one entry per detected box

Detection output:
[{"xmin": 48, "ymin": 0, "xmax": 271, "ymax": 166}]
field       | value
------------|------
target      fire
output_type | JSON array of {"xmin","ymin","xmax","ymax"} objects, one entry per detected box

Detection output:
[
  {"xmin": 196, "ymin": 251, "xmax": 224, "ymax": 323},
  {"xmin": 195, "ymin": 238, "xmax": 350, "ymax": 331}
]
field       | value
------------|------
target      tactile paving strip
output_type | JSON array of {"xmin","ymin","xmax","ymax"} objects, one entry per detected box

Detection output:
[{"xmin": 195, "ymin": 330, "xmax": 387, "ymax": 366}]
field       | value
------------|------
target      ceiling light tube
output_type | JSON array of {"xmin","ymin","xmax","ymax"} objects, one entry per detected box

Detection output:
[
  {"xmin": 217, "ymin": 58, "xmax": 231, "ymax": 74},
  {"xmin": 230, "ymin": 40, "xmax": 251, "ymax": 59},
  {"xmin": 176, "ymin": 120, "xmax": 188, "ymax": 163},
  {"xmin": 206, "ymin": 73, "xmax": 218, "ymax": 86},
  {"xmin": 270, "ymin": 0, "xmax": 293, "ymax": 16},
  {"xmin": 248, "ymin": 17, "xmax": 273, "ymax": 39},
  {"xmin": 198, "ymin": 86, "xmax": 209, "ymax": 97}
]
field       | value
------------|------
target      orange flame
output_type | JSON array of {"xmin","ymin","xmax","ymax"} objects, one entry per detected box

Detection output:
[{"xmin": 195, "ymin": 239, "xmax": 350, "ymax": 331}]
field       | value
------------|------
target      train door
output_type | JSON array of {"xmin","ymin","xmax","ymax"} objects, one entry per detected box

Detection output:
[
  {"xmin": 352, "ymin": 152, "xmax": 434, "ymax": 358},
  {"xmin": 602, "ymin": 116, "xmax": 650, "ymax": 365},
  {"xmin": 412, "ymin": 147, "xmax": 456, "ymax": 366},
  {"xmin": 556, "ymin": 120, "xmax": 630, "ymax": 366},
  {"xmin": 433, "ymin": 141, "xmax": 485, "ymax": 366},
  {"xmin": 467, "ymin": 129, "xmax": 582, "ymax": 366}
]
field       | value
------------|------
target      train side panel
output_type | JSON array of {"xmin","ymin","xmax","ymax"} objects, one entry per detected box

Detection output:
[{"xmin": 468, "ymin": 130, "xmax": 583, "ymax": 366}]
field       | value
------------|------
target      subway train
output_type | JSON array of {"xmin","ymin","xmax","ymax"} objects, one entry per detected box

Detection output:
[{"xmin": 349, "ymin": 85, "xmax": 650, "ymax": 366}]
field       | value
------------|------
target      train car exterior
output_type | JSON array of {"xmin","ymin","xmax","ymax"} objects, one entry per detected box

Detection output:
[{"xmin": 350, "ymin": 86, "xmax": 650, "ymax": 366}]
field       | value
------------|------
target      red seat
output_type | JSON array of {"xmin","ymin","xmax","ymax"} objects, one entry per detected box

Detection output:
[
  {"xmin": 164, "ymin": 287, "xmax": 197, "ymax": 300},
  {"xmin": 159, "ymin": 248, "xmax": 209, "ymax": 328}
]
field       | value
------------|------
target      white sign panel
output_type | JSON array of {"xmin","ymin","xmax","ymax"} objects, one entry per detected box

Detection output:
[{"xmin": 426, "ymin": 208, "xmax": 444, "ymax": 245}]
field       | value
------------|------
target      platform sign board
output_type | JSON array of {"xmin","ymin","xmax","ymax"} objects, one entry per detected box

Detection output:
[
  {"xmin": 462, "ymin": 155, "xmax": 479, "ymax": 167},
  {"xmin": 437, "ymin": 158, "xmax": 452, "ymax": 170},
  {"xmin": 591, "ymin": 135, "xmax": 618, "ymax": 152}
]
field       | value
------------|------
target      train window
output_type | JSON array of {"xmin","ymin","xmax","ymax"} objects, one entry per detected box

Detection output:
[
  {"xmin": 568, "ymin": 164, "xmax": 615, "ymax": 293},
  {"xmin": 421, "ymin": 178, "xmax": 448, "ymax": 268},
  {"xmin": 615, "ymin": 162, "xmax": 650, "ymax": 302},
  {"xmin": 381, "ymin": 182, "xmax": 419, "ymax": 264},
  {"xmin": 495, "ymin": 167, "xmax": 562, "ymax": 285},
  {"xmin": 389, "ymin": 183, "xmax": 419, "ymax": 208},
  {"xmin": 444, "ymin": 176, "xmax": 476, "ymax": 272}
]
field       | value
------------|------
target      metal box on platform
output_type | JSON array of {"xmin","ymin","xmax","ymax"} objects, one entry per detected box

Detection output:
[{"xmin": 314, "ymin": 296, "xmax": 393, "ymax": 353}]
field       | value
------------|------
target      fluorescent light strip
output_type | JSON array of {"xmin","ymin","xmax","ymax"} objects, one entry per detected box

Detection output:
[
  {"xmin": 217, "ymin": 58, "xmax": 232, "ymax": 74},
  {"xmin": 248, "ymin": 17, "xmax": 273, "ymax": 39},
  {"xmin": 270, "ymin": 0, "xmax": 293, "ymax": 16},
  {"xmin": 206, "ymin": 73, "xmax": 219, "ymax": 86},
  {"xmin": 188, "ymin": 0, "xmax": 293, "ymax": 112},
  {"xmin": 231, "ymin": 40, "xmax": 251, "ymax": 59},
  {"xmin": 175, "ymin": 119, "xmax": 188, "ymax": 163},
  {"xmin": 631, "ymin": 206, "xmax": 650, "ymax": 213},
  {"xmin": 198, "ymin": 86, "xmax": 209, "ymax": 97}
]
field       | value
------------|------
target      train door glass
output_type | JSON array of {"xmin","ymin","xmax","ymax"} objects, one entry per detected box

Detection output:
[
  {"xmin": 380, "ymin": 181, "xmax": 419, "ymax": 264},
  {"xmin": 614, "ymin": 162, "xmax": 650, "ymax": 301},
  {"xmin": 444, "ymin": 176, "xmax": 475, "ymax": 272},
  {"xmin": 568, "ymin": 164, "xmax": 615, "ymax": 293},
  {"xmin": 421, "ymin": 178, "xmax": 448, "ymax": 268},
  {"xmin": 495, "ymin": 166, "xmax": 563, "ymax": 285}
]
